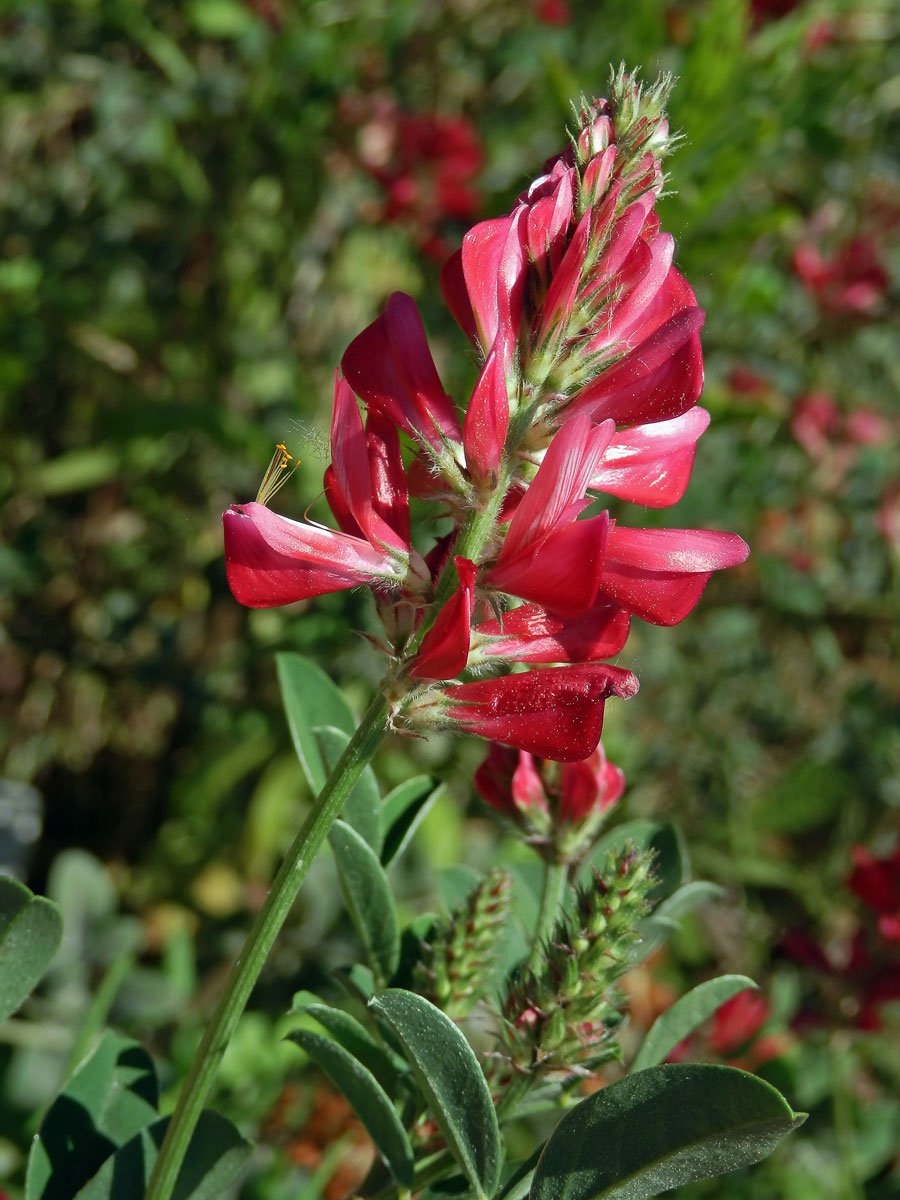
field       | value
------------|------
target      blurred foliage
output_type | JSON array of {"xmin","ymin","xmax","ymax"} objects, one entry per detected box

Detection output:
[{"xmin": 1, "ymin": 0, "xmax": 899, "ymax": 1196}]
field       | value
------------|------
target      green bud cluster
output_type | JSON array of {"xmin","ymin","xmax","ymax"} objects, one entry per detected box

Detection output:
[
  {"xmin": 499, "ymin": 845, "xmax": 655, "ymax": 1078},
  {"xmin": 415, "ymin": 869, "xmax": 512, "ymax": 1021}
]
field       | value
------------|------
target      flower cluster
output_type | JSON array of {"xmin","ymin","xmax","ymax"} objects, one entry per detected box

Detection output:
[
  {"xmin": 783, "ymin": 840, "xmax": 900, "ymax": 1031},
  {"xmin": 475, "ymin": 740, "xmax": 624, "ymax": 863},
  {"xmin": 347, "ymin": 95, "xmax": 484, "ymax": 261},
  {"xmin": 414, "ymin": 869, "xmax": 512, "ymax": 1021},
  {"xmin": 793, "ymin": 232, "xmax": 890, "ymax": 318},
  {"xmin": 223, "ymin": 70, "xmax": 749, "ymax": 762}
]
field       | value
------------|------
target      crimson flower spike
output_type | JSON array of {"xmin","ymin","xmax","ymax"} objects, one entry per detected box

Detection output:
[{"xmin": 224, "ymin": 68, "xmax": 749, "ymax": 762}]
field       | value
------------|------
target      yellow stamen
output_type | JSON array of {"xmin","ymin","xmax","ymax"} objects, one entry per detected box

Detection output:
[{"xmin": 256, "ymin": 443, "xmax": 300, "ymax": 507}]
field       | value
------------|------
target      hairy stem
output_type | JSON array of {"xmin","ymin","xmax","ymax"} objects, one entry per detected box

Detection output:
[{"xmin": 527, "ymin": 859, "xmax": 569, "ymax": 972}]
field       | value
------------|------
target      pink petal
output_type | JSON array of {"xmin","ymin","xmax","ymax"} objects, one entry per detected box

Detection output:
[
  {"xmin": 618, "ymin": 264, "xmax": 697, "ymax": 348},
  {"xmin": 447, "ymin": 664, "xmax": 639, "ymax": 761},
  {"xmin": 500, "ymin": 415, "xmax": 614, "ymax": 561},
  {"xmin": 487, "ymin": 513, "xmax": 609, "ymax": 617},
  {"xmin": 537, "ymin": 209, "xmax": 590, "ymax": 344},
  {"xmin": 580, "ymin": 144, "xmax": 616, "ymax": 205},
  {"xmin": 365, "ymin": 412, "xmax": 411, "ymax": 547},
  {"xmin": 323, "ymin": 463, "xmax": 364, "ymax": 538},
  {"xmin": 463, "ymin": 334, "xmax": 510, "ymax": 485},
  {"xmin": 330, "ymin": 376, "xmax": 408, "ymax": 554},
  {"xmin": 223, "ymin": 503, "xmax": 396, "ymax": 608},
  {"xmin": 410, "ymin": 557, "xmax": 477, "ymax": 681},
  {"xmin": 461, "ymin": 209, "xmax": 527, "ymax": 351},
  {"xmin": 589, "ymin": 408, "xmax": 711, "ymax": 508},
  {"xmin": 598, "ymin": 525, "xmax": 750, "ymax": 625},
  {"xmin": 568, "ymin": 307, "xmax": 705, "ymax": 427},
  {"xmin": 475, "ymin": 599, "xmax": 630, "ymax": 663},
  {"xmin": 596, "ymin": 233, "xmax": 676, "ymax": 350},
  {"xmin": 440, "ymin": 248, "xmax": 478, "ymax": 345},
  {"xmin": 526, "ymin": 166, "xmax": 575, "ymax": 278},
  {"xmin": 512, "ymin": 751, "xmax": 549, "ymax": 814},
  {"xmin": 593, "ymin": 196, "xmax": 649, "ymax": 280}
]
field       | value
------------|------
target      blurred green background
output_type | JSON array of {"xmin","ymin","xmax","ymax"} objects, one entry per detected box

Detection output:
[{"xmin": 1, "ymin": 0, "xmax": 899, "ymax": 1196}]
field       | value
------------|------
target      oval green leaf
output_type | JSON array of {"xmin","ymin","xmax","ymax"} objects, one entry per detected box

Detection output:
[
  {"xmin": 276, "ymin": 652, "xmax": 355, "ymax": 792},
  {"xmin": 293, "ymin": 1001, "xmax": 405, "ymax": 1093},
  {"xmin": 370, "ymin": 989, "xmax": 502, "ymax": 1200},
  {"xmin": 27, "ymin": 1032, "xmax": 158, "ymax": 1200},
  {"xmin": 653, "ymin": 881, "xmax": 723, "ymax": 923},
  {"xmin": 631, "ymin": 976, "xmax": 759, "ymax": 1073},
  {"xmin": 0, "ymin": 875, "xmax": 63, "ymax": 1022},
  {"xmin": 316, "ymin": 725, "xmax": 382, "ymax": 853},
  {"xmin": 290, "ymin": 1029, "xmax": 414, "ymax": 1187},
  {"xmin": 381, "ymin": 776, "xmax": 441, "ymax": 866},
  {"xmin": 329, "ymin": 820, "xmax": 399, "ymax": 987},
  {"xmin": 531, "ymin": 1063, "xmax": 806, "ymax": 1200}
]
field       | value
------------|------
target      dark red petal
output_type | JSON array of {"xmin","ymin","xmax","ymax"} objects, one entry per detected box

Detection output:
[
  {"xmin": 473, "ymin": 742, "xmax": 520, "ymax": 814},
  {"xmin": 448, "ymin": 664, "xmax": 639, "ymax": 761},
  {"xmin": 410, "ymin": 557, "xmax": 477, "ymax": 681},
  {"xmin": 568, "ymin": 308, "xmax": 705, "ymax": 427}
]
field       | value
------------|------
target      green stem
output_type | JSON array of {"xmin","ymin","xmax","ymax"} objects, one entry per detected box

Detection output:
[
  {"xmin": 145, "ymin": 692, "xmax": 390, "ymax": 1200},
  {"xmin": 527, "ymin": 860, "xmax": 568, "ymax": 972}
]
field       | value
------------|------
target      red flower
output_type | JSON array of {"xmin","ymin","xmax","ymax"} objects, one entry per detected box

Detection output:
[
  {"xmin": 474, "ymin": 739, "xmax": 624, "ymax": 857},
  {"xmin": 587, "ymin": 408, "xmax": 711, "ymax": 508},
  {"xmin": 224, "ymin": 376, "xmax": 429, "ymax": 608},
  {"xmin": 597, "ymin": 525, "xmax": 750, "ymax": 626},
  {"xmin": 484, "ymin": 415, "xmax": 615, "ymax": 617},
  {"xmin": 790, "ymin": 391, "xmax": 840, "ymax": 459},
  {"xmin": 848, "ymin": 843, "xmax": 900, "ymax": 944},
  {"xmin": 355, "ymin": 102, "xmax": 483, "ymax": 258},
  {"xmin": 415, "ymin": 664, "xmax": 638, "ymax": 761},
  {"xmin": 410, "ymin": 558, "xmax": 477, "ymax": 681},
  {"xmin": 708, "ymin": 990, "xmax": 769, "ymax": 1057},
  {"xmin": 472, "ymin": 599, "xmax": 631, "ymax": 665},
  {"xmin": 793, "ymin": 234, "xmax": 890, "ymax": 317},
  {"xmin": 534, "ymin": 0, "xmax": 571, "ymax": 25},
  {"xmin": 226, "ymin": 74, "xmax": 747, "ymax": 764}
]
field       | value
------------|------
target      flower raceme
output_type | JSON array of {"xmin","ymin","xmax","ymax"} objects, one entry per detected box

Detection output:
[{"xmin": 222, "ymin": 70, "xmax": 749, "ymax": 762}]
